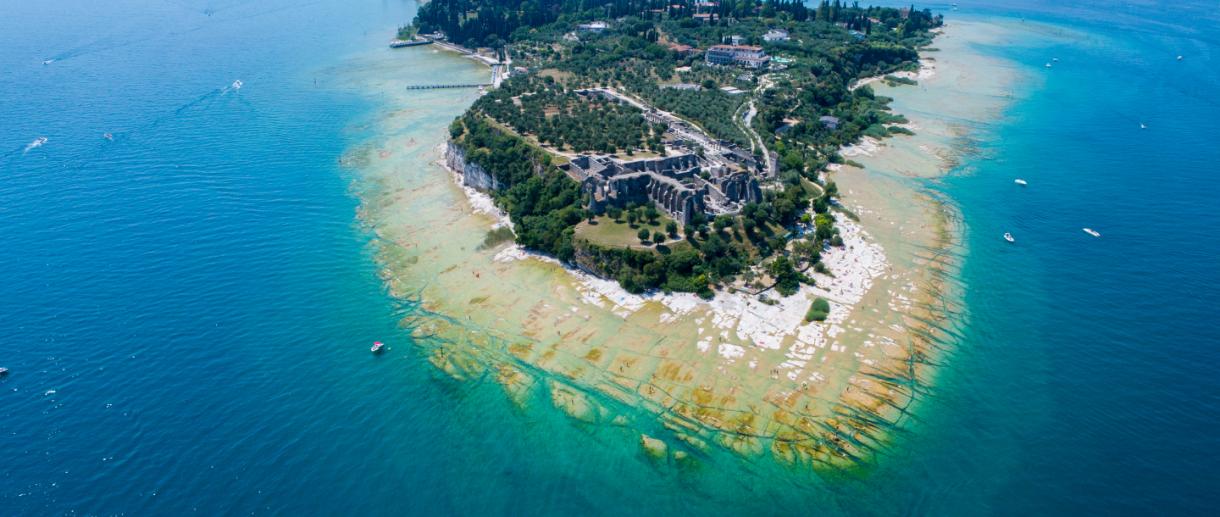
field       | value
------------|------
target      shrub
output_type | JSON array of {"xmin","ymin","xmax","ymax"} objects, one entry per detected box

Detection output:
[{"xmin": 805, "ymin": 297, "xmax": 831, "ymax": 322}]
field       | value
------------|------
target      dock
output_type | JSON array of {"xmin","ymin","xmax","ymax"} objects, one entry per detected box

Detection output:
[{"xmin": 405, "ymin": 83, "xmax": 491, "ymax": 90}]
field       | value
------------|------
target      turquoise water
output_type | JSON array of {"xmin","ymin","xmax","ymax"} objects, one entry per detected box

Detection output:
[{"xmin": 2, "ymin": 0, "xmax": 1218, "ymax": 514}]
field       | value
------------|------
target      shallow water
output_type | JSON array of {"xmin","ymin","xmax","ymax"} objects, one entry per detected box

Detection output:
[{"xmin": 2, "ymin": 0, "xmax": 1219, "ymax": 514}]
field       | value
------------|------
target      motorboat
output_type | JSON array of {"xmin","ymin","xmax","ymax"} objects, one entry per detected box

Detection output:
[
  {"xmin": 1177, "ymin": 55, "xmax": 1184, "ymax": 61},
  {"xmin": 1014, "ymin": 178, "xmax": 1028, "ymax": 186},
  {"xmin": 0, "ymin": 367, "xmax": 8, "ymax": 377},
  {"xmin": 1003, "ymin": 232, "xmax": 1015, "ymax": 243},
  {"xmin": 1045, "ymin": 62, "xmax": 1052, "ymax": 68},
  {"xmin": 1140, "ymin": 123, "xmax": 1147, "ymax": 129},
  {"xmin": 1083, "ymin": 228, "xmax": 1101, "ymax": 237},
  {"xmin": 371, "ymin": 341, "xmax": 386, "ymax": 354}
]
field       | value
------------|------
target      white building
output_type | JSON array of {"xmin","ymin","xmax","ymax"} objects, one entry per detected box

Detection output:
[
  {"xmin": 705, "ymin": 45, "xmax": 770, "ymax": 69},
  {"xmin": 763, "ymin": 29, "xmax": 789, "ymax": 42},
  {"xmin": 577, "ymin": 21, "xmax": 609, "ymax": 33}
]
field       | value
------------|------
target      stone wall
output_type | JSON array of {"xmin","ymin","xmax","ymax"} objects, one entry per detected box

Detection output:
[{"xmin": 718, "ymin": 172, "xmax": 762, "ymax": 204}]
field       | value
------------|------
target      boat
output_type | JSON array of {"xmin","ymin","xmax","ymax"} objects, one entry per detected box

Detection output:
[
  {"xmin": 1177, "ymin": 55, "xmax": 1184, "ymax": 61},
  {"xmin": 1052, "ymin": 57, "xmax": 1060, "ymax": 62},
  {"xmin": 0, "ymin": 367, "xmax": 8, "ymax": 377},
  {"xmin": 390, "ymin": 38, "xmax": 432, "ymax": 48},
  {"xmin": 1003, "ymin": 232, "xmax": 1015, "ymax": 243},
  {"xmin": 1014, "ymin": 178, "xmax": 1028, "ymax": 186},
  {"xmin": 1140, "ymin": 123, "xmax": 1147, "ymax": 129},
  {"xmin": 371, "ymin": 341, "xmax": 386, "ymax": 354},
  {"xmin": 1045, "ymin": 62, "xmax": 1053, "ymax": 68},
  {"xmin": 1083, "ymin": 228, "xmax": 1101, "ymax": 237},
  {"xmin": 42, "ymin": 59, "xmax": 54, "ymax": 65}
]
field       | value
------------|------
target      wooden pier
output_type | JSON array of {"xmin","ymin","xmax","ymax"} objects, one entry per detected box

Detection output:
[{"xmin": 405, "ymin": 83, "xmax": 490, "ymax": 90}]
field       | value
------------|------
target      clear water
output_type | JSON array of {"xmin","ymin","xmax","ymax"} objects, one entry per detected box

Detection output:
[{"xmin": 1, "ymin": 0, "xmax": 1217, "ymax": 514}]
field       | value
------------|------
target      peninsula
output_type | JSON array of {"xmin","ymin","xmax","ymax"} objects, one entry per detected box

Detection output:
[
  {"xmin": 388, "ymin": 0, "xmax": 955, "ymax": 469},
  {"xmin": 424, "ymin": 0, "xmax": 939, "ymax": 301}
]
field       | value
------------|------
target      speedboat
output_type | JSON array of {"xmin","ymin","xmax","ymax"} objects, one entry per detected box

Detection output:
[
  {"xmin": 1003, "ymin": 232, "xmax": 1015, "ymax": 243},
  {"xmin": 43, "ymin": 59, "xmax": 54, "ymax": 65},
  {"xmin": 1045, "ymin": 62, "xmax": 1052, "ymax": 68},
  {"xmin": 1177, "ymin": 55, "xmax": 1184, "ymax": 61},
  {"xmin": 1140, "ymin": 123, "xmax": 1147, "ymax": 129},
  {"xmin": 0, "ymin": 367, "xmax": 8, "ymax": 377},
  {"xmin": 1083, "ymin": 228, "xmax": 1101, "ymax": 237},
  {"xmin": 1014, "ymin": 178, "xmax": 1027, "ymax": 186},
  {"xmin": 1052, "ymin": 57, "xmax": 1060, "ymax": 62},
  {"xmin": 371, "ymin": 341, "xmax": 386, "ymax": 354}
]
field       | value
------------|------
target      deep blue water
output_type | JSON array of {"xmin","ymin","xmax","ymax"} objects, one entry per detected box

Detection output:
[{"xmin": 2, "ymin": 0, "xmax": 1218, "ymax": 514}]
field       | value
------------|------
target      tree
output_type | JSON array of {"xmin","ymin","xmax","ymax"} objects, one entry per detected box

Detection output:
[
  {"xmin": 665, "ymin": 221, "xmax": 678, "ymax": 237},
  {"xmin": 769, "ymin": 256, "xmax": 802, "ymax": 296},
  {"xmin": 638, "ymin": 228, "xmax": 650, "ymax": 243},
  {"xmin": 653, "ymin": 230, "xmax": 665, "ymax": 243},
  {"xmin": 645, "ymin": 205, "xmax": 660, "ymax": 223}
]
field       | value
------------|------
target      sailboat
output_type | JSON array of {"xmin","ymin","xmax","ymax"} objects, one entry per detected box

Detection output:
[{"xmin": 1083, "ymin": 228, "xmax": 1101, "ymax": 237}]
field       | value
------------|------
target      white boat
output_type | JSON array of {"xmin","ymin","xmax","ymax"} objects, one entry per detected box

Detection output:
[
  {"xmin": 1004, "ymin": 232, "xmax": 1015, "ymax": 243},
  {"xmin": 1140, "ymin": 123, "xmax": 1147, "ymax": 129},
  {"xmin": 1014, "ymin": 178, "xmax": 1028, "ymax": 186},
  {"xmin": 1053, "ymin": 57, "xmax": 1059, "ymax": 62},
  {"xmin": 0, "ymin": 367, "xmax": 8, "ymax": 377},
  {"xmin": 1177, "ymin": 55, "xmax": 1184, "ymax": 61},
  {"xmin": 1083, "ymin": 228, "xmax": 1101, "ymax": 237},
  {"xmin": 1045, "ymin": 63, "xmax": 1053, "ymax": 68},
  {"xmin": 24, "ymin": 137, "xmax": 48, "ymax": 153},
  {"xmin": 42, "ymin": 59, "xmax": 55, "ymax": 65},
  {"xmin": 371, "ymin": 341, "xmax": 386, "ymax": 354}
]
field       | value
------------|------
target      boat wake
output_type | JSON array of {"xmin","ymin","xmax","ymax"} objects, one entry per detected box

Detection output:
[{"xmin": 23, "ymin": 137, "xmax": 48, "ymax": 154}]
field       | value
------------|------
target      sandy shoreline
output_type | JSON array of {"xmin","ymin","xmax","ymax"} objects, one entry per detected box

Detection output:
[{"xmin": 440, "ymin": 144, "xmax": 891, "ymax": 366}]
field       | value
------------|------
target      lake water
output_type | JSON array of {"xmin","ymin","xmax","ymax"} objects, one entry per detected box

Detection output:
[{"xmin": 2, "ymin": 0, "xmax": 1218, "ymax": 514}]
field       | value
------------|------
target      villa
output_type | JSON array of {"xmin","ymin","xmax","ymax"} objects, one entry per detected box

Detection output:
[{"xmin": 705, "ymin": 45, "xmax": 770, "ymax": 69}]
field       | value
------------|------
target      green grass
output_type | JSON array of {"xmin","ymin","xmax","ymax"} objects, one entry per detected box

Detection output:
[{"xmin": 575, "ymin": 214, "xmax": 679, "ymax": 250}]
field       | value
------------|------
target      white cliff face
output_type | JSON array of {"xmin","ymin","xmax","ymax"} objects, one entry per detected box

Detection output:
[{"xmin": 446, "ymin": 142, "xmax": 502, "ymax": 192}]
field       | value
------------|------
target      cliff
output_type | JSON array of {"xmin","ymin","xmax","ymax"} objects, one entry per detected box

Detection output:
[{"xmin": 445, "ymin": 141, "xmax": 502, "ymax": 192}]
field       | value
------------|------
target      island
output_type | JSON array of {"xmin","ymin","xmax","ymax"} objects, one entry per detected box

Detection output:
[{"xmin": 394, "ymin": 0, "xmax": 952, "ymax": 469}]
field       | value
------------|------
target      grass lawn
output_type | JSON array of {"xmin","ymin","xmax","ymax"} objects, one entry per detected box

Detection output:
[{"xmin": 575, "ymin": 214, "xmax": 682, "ymax": 250}]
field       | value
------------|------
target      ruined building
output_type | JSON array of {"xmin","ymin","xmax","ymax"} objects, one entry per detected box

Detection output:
[{"xmin": 562, "ymin": 153, "xmax": 761, "ymax": 225}]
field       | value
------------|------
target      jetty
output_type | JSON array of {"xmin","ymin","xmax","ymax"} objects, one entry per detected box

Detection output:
[{"xmin": 405, "ymin": 83, "xmax": 491, "ymax": 90}]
